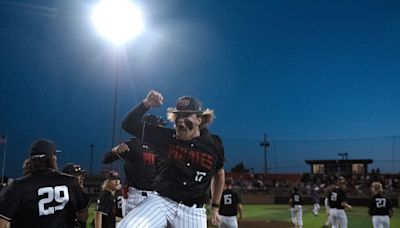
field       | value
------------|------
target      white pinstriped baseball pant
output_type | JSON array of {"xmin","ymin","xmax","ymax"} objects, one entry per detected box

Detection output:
[
  {"xmin": 123, "ymin": 187, "xmax": 153, "ymax": 217},
  {"xmin": 117, "ymin": 193, "xmax": 207, "ymax": 228}
]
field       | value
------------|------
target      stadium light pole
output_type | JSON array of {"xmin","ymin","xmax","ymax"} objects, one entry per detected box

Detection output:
[
  {"xmin": 260, "ymin": 133, "xmax": 270, "ymax": 174},
  {"xmin": 91, "ymin": 0, "xmax": 144, "ymax": 147}
]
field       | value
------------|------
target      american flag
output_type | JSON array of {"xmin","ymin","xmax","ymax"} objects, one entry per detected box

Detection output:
[{"xmin": 0, "ymin": 135, "xmax": 6, "ymax": 144}]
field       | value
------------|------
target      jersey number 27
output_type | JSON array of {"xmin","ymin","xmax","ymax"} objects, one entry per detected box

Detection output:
[{"xmin": 38, "ymin": 186, "xmax": 69, "ymax": 216}]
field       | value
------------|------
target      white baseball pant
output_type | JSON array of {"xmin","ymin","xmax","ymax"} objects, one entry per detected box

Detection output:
[
  {"xmin": 219, "ymin": 215, "xmax": 238, "ymax": 228},
  {"xmin": 117, "ymin": 193, "xmax": 206, "ymax": 228},
  {"xmin": 290, "ymin": 205, "xmax": 303, "ymax": 227},
  {"xmin": 329, "ymin": 208, "xmax": 347, "ymax": 228},
  {"xmin": 124, "ymin": 186, "xmax": 153, "ymax": 217},
  {"xmin": 372, "ymin": 215, "xmax": 390, "ymax": 228}
]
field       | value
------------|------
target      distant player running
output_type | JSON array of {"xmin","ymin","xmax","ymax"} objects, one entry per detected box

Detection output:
[
  {"xmin": 289, "ymin": 187, "xmax": 303, "ymax": 228},
  {"xmin": 327, "ymin": 177, "xmax": 352, "ymax": 228},
  {"xmin": 368, "ymin": 182, "xmax": 394, "ymax": 228},
  {"xmin": 218, "ymin": 178, "xmax": 243, "ymax": 228}
]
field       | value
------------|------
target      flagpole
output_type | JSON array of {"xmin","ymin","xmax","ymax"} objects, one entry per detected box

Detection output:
[{"xmin": 1, "ymin": 131, "xmax": 7, "ymax": 184}]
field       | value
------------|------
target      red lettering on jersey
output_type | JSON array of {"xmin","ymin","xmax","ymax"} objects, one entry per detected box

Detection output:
[
  {"xmin": 168, "ymin": 145, "xmax": 214, "ymax": 170},
  {"xmin": 143, "ymin": 152, "xmax": 155, "ymax": 165}
]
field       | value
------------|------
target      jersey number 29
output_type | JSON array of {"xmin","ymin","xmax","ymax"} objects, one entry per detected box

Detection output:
[{"xmin": 38, "ymin": 186, "xmax": 69, "ymax": 216}]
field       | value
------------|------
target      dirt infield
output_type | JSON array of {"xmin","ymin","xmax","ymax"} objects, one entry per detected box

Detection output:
[{"xmin": 208, "ymin": 219, "xmax": 292, "ymax": 228}]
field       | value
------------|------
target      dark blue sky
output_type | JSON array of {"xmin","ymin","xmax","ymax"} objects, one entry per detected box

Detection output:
[{"xmin": 1, "ymin": 0, "xmax": 400, "ymax": 177}]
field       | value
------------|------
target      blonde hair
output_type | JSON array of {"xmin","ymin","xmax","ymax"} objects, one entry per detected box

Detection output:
[
  {"xmin": 166, "ymin": 108, "xmax": 215, "ymax": 129},
  {"xmin": 371, "ymin": 181, "xmax": 383, "ymax": 194}
]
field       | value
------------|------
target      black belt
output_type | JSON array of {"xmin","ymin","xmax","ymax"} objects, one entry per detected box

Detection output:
[{"xmin": 179, "ymin": 201, "xmax": 204, "ymax": 208}]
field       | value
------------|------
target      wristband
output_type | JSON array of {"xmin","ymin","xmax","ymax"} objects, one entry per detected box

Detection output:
[{"xmin": 211, "ymin": 203, "xmax": 220, "ymax": 208}]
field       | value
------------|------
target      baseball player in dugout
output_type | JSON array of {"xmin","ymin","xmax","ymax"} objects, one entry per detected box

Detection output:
[
  {"xmin": 117, "ymin": 90, "xmax": 225, "ymax": 228},
  {"xmin": 0, "ymin": 138, "xmax": 90, "ymax": 228},
  {"xmin": 218, "ymin": 178, "xmax": 243, "ymax": 228},
  {"xmin": 368, "ymin": 181, "xmax": 394, "ymax": 228},
  {"xmin": 62, "ymin": 163, "xmax": 90, "ymax": 228},
  {"xmin": 95, "ymin": 171, "xmax": 122, "ymax": 228},
  {"xmin": 327, "ymin": 176, "xmax": 352, "ymax": 228},
  {"xmin": 102, "ymin": 114, "xmax": 168, "ymax": 217}
]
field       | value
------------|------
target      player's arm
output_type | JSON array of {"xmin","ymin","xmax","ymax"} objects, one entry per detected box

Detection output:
[
  {"xmin": 121, "ymin": 90, "xmax": 163, "ymax": 136},
  {"xmin": 341, "ymin": 201, "xmax": 352, "ymax": 210},
  {"xmin": 237, "ymin": 203, "xmax": 243, "ymax": 220},
  {"xmin": 76, "ymin": 209, "xmax": 88, "ymax": 223},
  {"xmin": 210, "ymin": 168, "xmax": 225, "ymax": 225},
  {"xmin": 0, "ymin": 218, "xmax": 9, "ymax": 228},
  {"xmin": 102, "ymin": 143, "xmax": 130, "ymax": 163},
  {"xmin": 94, "ymin": 212, "xmax": 102, "ymax": 228}
]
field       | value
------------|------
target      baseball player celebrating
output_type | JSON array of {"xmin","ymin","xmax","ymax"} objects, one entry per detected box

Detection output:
[
  {"xmin": 289, "ymin": 187, "xmax": 303, "ymax": 228},
  {"xmin": 218, "ymin": 178, "xmax": 242, "ymax": 228},
  {"xmin": 327, "ymin": 177, "xmax": 352, "ymax": 228},
  {"xmin": 117, "ymin": 90, "xmax": 225, "ymax": 228},
  {"xmin": 102, "ymin": 115, "xmax": 167, "ymax": 216},
  {"xmin": 0, "ymin": 139, "xmax": 90, "ymax": 228},
  {"xmin": 368, "ymin": 182, "xmax": 394, "ymax": 228}
]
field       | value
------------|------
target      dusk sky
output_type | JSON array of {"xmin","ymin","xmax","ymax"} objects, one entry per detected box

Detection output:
[{"xmin": 1, "ymin": 0, "xmax": 400, "ymax": 177}]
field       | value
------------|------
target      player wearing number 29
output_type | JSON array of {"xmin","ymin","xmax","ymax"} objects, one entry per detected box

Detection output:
[
  {"xmin": 368, "ymin": 182, "xmax": 394, "ymax": 228},
  {"xmin": 118, "ymin": 90, "xmax": 225, "ymax": 228},
  {"xmin": 0, "ymin": 138, "xmax": 90, "ymax": 228}
]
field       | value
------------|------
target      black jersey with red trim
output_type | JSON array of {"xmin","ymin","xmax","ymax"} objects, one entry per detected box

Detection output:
[
  {"xmin": 103, "ymin": 138, "xmax": 156, "ymax": 191},
  {"xmin": 368, "ymin": 193, "xmax": 393, "ymax": 216},
  {"xmin": 95, "ymin": 190, "xmax": 116, "ymax": 228},
  {"xmin": 328, "ymin": 187, "xmax": 348, "ymax": 209},
  {"xmin": 219, "ymin": 189, "xmax": 241, "ymax": 216},
  {"xmin": 0, "ymin": 171, "xmax": 89, "ymax": 228},
  {"xmin": 122, "ymin": 102, "xmax": 225, "ymax": 206}
]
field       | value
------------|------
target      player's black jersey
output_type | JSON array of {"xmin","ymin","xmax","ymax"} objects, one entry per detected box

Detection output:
[
  {"xmin": 368, "ymin": 193, "xmax": 393, "ymax": 216},
  {"xmin": 122, "ymin": 103, "xmax": 225, "ymax": 206},
  {"xmin": 0, "ymin": 171, "xmax": 90, "ymax": 228},
  {"xmin": 114, "ymin": 189, "xmax": 123, "ymax": 218},
  {"xmin": 291, "ymin": 192, "xmax": 303, "ymax": 207},
  {"xmin": 103, "ymin": 138, "xmax": 156, "ymax": 191},
  {"xmin": 328, "ymin": 187, "xmax": 348, "ymax": 209},
  {"xmin": 219, "ymin": 189, "xmax": 241, "ymax": 216},
  {"xmin": 95, "ymin": 190, "xmax": 116, "ymax": 228}
]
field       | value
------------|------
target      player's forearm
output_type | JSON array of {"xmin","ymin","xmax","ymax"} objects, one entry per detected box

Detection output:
[
  {"xmin": 94, "ymin": 212, "xmax": 102, "ymax": 228},
  {"xmin": 121, "ymin": 102, "xmax": 149, "ymax": 136},
  {"xmin": 0, "ymin": 218, "xmax": 10, "ymax": 228},
  {"xmin": 102, "ymin": 151, "xmax": 119, "ymax": 164},
  {"xmin": 210, "ymin": 169, "xmax": 225, "ymax": 205}
]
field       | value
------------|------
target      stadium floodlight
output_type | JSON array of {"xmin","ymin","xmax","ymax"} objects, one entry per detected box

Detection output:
[{"xmin": 91, "ymin": 0, "xmax": 144, "ymax": 45}]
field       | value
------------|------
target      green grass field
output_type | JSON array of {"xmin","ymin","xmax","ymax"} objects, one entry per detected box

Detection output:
[{"xmin": 88, "ymin": 203, "xmax": 400, "ymax": 227}]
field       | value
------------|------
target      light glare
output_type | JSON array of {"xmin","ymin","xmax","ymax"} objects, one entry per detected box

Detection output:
[{"xmin": 91, "ymin": 0, "xmax": 144, "ymax": 44}]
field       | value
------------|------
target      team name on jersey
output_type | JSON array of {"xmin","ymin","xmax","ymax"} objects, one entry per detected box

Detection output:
[
  {"xmin": 143, "ymin": 151, "xmax": 155, "ymax": 165},
  {"xmin": 168, "ymin": 144, "xmax": 214, "ymax": 170}
]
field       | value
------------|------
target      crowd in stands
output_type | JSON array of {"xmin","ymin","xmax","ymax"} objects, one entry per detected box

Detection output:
[{"xmin": 227, "ymin": 169, "xmax": 400, "ymax": 197}]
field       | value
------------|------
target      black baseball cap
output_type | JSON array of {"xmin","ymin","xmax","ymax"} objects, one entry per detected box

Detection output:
[
  {"xmin": 142, "ymin": 114, "xmax": 168, "ymax": 126},
  {"xmin": 105, "ymin": 171, "xmax": 119, "ymax": 180},
  {"xmin": 62, "ymin": 163, "xmax": 86, "ymax": 175},
  {"xmin": 29, "ymin": 138, "xmax": 58, "ymax": 159},
  {"xmin": 170, "ymin": 96, "xmax": 203, "ymax": 114}
]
